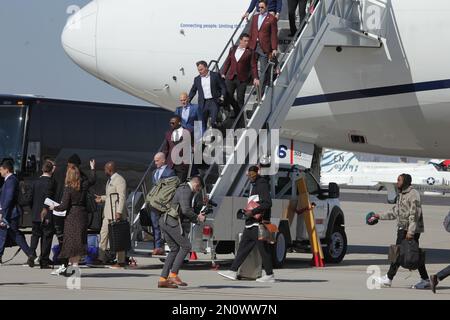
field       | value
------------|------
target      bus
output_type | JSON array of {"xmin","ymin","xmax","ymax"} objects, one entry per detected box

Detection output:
[{"xmin": 0, "ymin": 94, "xmax": 172, "ymax": 228}]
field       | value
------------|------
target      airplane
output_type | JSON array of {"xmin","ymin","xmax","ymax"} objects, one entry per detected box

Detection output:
[
  {"xmin": 60, "ymin": 0, "xmax": 450, "ymax": 165},
  {"xmin": 320, "ymin": 149, "xmax": 450, "ymax": 202}
]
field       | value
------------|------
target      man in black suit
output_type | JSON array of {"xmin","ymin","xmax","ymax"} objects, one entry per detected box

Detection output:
[
  {"xmin": 29, "ymin": 160, "xmax": 56, "ymax": 268},
  {"xmin": 189, "ymin": 61, "xmax": 227, "ymax": 130}
]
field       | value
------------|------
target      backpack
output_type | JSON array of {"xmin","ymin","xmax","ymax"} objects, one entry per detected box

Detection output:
[
  {"xmin": 399, "ymin": 239, "xmax": 425, "ymax": 270},
  {"xmin": 146, "ymin": 176, "xmax": 180, "ymax": 213},
  {"xmin": 443, "ymin": 211, "xmax": 450, "ymax": 233}
]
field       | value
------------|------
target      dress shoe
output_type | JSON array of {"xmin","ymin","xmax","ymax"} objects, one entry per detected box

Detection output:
[
  {"xmin": 169, "ymin": 276, "xmax": 188, "ymax": 286},
  {"xmin": 430, "ymin": 274, "xmax": 439, "ymax": 294},
  {"xmin": 27, "ymin": 255, "xmax": 36, "ymax": 268},
  {"xmin": 158, "ymin": 279, "xmax": 178, "ymax": 288},
  {"xmin": 152, "ymin": 248, "xmax": 166, "ymax": 256}
]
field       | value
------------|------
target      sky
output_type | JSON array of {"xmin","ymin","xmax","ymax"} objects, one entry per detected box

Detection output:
[{"xmin": 0, "ymin": 0, "xmax": 150, "ymax": 106}]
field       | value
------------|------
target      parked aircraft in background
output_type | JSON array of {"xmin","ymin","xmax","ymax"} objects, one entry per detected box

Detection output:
[{"xmin": 320, "ymin": 149, "xmax": 450, "ymax": 203}]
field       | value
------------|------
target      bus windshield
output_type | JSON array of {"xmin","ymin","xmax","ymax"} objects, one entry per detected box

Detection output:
[{"xmin": 0, "ymin": 104, "xmax": 27, "ymax": 171}]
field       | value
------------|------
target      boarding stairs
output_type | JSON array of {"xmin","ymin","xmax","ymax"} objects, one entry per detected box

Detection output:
[
  {"xmin": 128, "ymin": 0, "xmax": 383, "ymax": 257},
  {"xmin": 204, "ymin": 0, "xmax": 382, "ymax": 201}
]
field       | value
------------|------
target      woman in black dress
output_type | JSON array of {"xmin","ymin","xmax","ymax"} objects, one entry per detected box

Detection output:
[{"xmin": 50, "ymin": 165, "xmax": 88, "ymax": 269}]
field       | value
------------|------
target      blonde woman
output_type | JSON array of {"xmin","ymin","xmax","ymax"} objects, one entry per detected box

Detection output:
[{"xmin": 50, "ymin": 165, "xmax": 88, "ymax": 275}]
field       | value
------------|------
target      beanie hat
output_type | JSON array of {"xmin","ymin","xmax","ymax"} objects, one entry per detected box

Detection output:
[{"xmin": 67, "ymin": 154, "xmax": 81, "ymax": 166}]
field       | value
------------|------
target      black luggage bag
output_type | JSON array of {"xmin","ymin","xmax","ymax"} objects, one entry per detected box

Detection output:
[{"xmin": 108, "ymin": 193, "xmax": 131, "ymax": 252}]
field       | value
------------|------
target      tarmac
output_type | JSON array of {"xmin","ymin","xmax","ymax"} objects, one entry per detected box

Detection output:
[{"xmin": 1, "ymin": 193, "xmax": 450, "ymax": 300}]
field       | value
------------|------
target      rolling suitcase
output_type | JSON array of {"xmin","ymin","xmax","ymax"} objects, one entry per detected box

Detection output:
[{"xmin": 108, "ymin": 193, "xmax": 131, "ymax": 252}]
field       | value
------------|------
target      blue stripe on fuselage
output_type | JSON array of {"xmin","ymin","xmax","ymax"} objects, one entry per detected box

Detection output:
[{"xmin": 293, "ymin": 79, "xmax": 450, "ymax": 107}]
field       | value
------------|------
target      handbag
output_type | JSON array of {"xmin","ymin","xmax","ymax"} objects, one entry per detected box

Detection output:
[
  {"xmin": 399, "ymin": 239, "xmax": 425, "ymax": 270},
  {"xmin": 258, "ymin": 222, "xmax": 278, "ymax": 244}
]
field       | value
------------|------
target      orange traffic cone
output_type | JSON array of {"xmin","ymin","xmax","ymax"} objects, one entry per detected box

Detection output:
[{"xmin": 189, "ymin": 251, "xmax": 198, "ymax": 261}]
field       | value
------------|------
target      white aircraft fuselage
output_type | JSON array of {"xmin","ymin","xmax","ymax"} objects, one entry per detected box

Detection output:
[{"xmin": 61, "ymin": 0, "xmax": 450, "ymax": 158}]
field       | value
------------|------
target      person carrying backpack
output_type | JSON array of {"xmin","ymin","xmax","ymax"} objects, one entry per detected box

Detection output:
[
  {"xmin": 157, "ymin": 177, "xmax": 205, "ymax": 288},
  {"xmin": 147, "ymin": 152, "xmax": 176, "ymax": 256},
  {"xmin": 368, "ymin": 173, "xmax": 430, "ymax": 289}
]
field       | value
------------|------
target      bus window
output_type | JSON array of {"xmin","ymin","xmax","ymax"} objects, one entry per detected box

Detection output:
[{"xmin": 0, "ymin": 104, "xmax": 27, "ymax": 172}]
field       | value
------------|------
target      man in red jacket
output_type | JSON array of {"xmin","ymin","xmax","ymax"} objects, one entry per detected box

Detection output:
[
  {"xmin": 221, "ymin": 33, "xmax": 259, "ymax": 125},
  {"xmin": 248, "ymin": 0, "xmax": 278, "ymax": 93}
]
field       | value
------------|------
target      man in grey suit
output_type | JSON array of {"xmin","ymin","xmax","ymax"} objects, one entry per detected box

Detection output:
[
  {"xmin": 95, "ymin": 161, "xmax": 127, "ymax": 268},
  {"xmin": 151, "ymin": 152, "xmax": 176, "ymax": 256},
  {"xmin": 157, "ymin": 176, "xmax": 205, "ymax": 288}
]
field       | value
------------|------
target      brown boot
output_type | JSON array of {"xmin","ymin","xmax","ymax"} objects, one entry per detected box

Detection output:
[{"xmin": 158, "ymin": 279, "xmax": 178, "ymax": 288}]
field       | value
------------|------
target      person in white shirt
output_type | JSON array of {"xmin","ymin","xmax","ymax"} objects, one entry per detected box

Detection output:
[
  {"xmin": 162, "ymin": 116, "xmax": 192, "ymax": 182},
  {"xmin": 221, "ymin": 33, "xmax": 259, "ymax": 126},
  {"xmin": 188, "ymin": 61, "xmax": 227, "ymax": 130}
]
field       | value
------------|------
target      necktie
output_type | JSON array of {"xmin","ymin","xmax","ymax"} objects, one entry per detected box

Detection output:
[
  {"xmin": 155, "ymin": 168, "xmax": 160, "ymax": 182},
  {"xmin": 174, "ymin": 129, "xmax": 180, "ymax": 142}
]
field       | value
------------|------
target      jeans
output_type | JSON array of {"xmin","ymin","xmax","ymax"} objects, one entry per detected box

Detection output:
[
  {"xmin": 437, "ymin": 265, "xmax": 450, "ymax": 281},
  {"xmin": 151, "ymin": 210, "xmax": 163, "ymax": 249}
]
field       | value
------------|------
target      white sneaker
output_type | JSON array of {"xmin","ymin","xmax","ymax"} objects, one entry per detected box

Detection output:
[
  {"xmin": 375, "ymin": 275, "xmax": 392, "ymax": 287},
  {"xmin": 51, "ymin": 265, "xmax": 66, "ymax": 276},
  {"xmin": 218, "ymin": 270, "xmax": 237, "ymax": 281},
  {"xmin": 412, "ymin": 279, "xmax": 430, "ymax": 289},
  {"xmin": 256, "ymin": 274, "xmax": 276, "ymax": 283}
]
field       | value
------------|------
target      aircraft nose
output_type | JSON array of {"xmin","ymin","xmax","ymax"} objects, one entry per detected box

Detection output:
[{"xmin": 61, "ymin": 1, "xmax": 98, "ymax": 76}]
